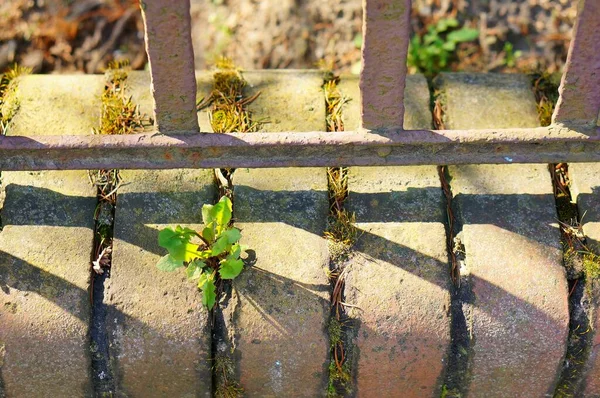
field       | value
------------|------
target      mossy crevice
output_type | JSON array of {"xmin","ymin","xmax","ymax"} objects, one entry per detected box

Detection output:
[
  {"xmin": 320, "ymin": 69, "xmax": 359, "ymax": 397},
  {"xmin": 438, "ymin": 165, "xmax": 474, "ymax": 398},
  {"xmin": 551, "ymin": 163, "xmax": 597, "ymax": 398},
  {"xmin": 89, "ymin": 60, "xmax": 148, "ymax": 397},
  {"xmin": 201, "ymin": 58, "xmax": 262, "ymax": 398}
]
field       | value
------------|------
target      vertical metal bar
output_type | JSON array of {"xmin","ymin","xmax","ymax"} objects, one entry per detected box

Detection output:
[
  {"xmin": 140, "ymin": 0, "xmax": 199, "ymax": 132},
  {"xmin": 552, "ymin": 0, "xmax": 600, "ymax": 126},
  {"xmin": 359, "ymin": 0, "xmax": 412, "ymax": 131}
]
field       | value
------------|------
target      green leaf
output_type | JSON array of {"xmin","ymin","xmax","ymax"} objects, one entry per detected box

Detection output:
[
  {"xmin": 201, "ymin": 225, "xmax": 215, "ymax": 243},
  {"xmin": 186, "ymin": 260, "xmax": 206, "ymax": 280},
  {"xmin": 156, "ymin": 254, "xmax": 184, "ymax": 272},
  {"xmin": 442, "ymin": 41, "xmax": 456, "ymax": 51},
  {"xmin": 436, "ymin": 18, "xmax": 458, "ymax": 32},
  {"xmin": 214, "ymin": 196, "xmax": 233, "ymax": 231},
  {"xmin": 353, "ymin": 33, "xmax": 363, "ymax": 49},
  {"xmin": 201, "ymin": 201, "xmax": 215, "ymax": 224},
  {"xmin": 219, "ymin": 257, "xmax": 244, "ymax": 279},
  {"xmin": 447, "ymin": 28, "xmax": 479, "ymax": 43},
  {"xmin": 201, "ymin": 196, "xmax": 232, "ymax": 236},
  {"xmin": 198, "ymin": 272, "xmax": 216, "ymax": 309},
  {"xmin": 211, "ymin": 234, "xmax": 229, "ymax": 257},
  {"xmin": 158, "ymin": 226, "xmax": 202, "ymax": 262},
  {"xmin": 221, "ymin": 228, "xmax": 241, "ymax": 244}
]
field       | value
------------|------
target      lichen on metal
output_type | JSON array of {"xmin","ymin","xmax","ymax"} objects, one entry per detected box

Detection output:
[
  {"xmin": 359, "ymin": 0, "xmax": 411, "ymax": 131},
  {"xmin": 140, "ymin": 0, "xmax": 198, "ymax": 132},
  {"xmin": 552, "ymin": 0, "xmax": 600, "ymax": 126}
]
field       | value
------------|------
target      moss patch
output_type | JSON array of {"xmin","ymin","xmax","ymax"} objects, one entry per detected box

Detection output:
[
  {"xmin": 198, "ymin": 57, "xmax": 262, "ymax": 133},
  {"xmin": 96, "ymin": 60, "xmax": 150, "ymax": 136},
  {"xmin": 0, "ymin": 64, "xmax": 31, "ymax": 134},
  {"xmin": 214, "ymin": 354, "xmax": 243, "ymax": 398},
  {"xmin": 532, "ymin": 72, "xmax": 560, "ymax": 127}
]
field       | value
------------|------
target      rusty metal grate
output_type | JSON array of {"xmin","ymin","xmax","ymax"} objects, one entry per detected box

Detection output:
[{"xmin": 0, "ymin": 0, "xmax": 599, "ymax": 171}]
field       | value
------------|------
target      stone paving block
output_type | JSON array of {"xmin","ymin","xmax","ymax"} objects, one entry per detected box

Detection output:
[
  {"xmin": 345, "ymin": 167, "xmax": 451, "ymax": 397},
  {"xmin": 568, "ymin": 162, "xmax": 600, "ymax": 397},
  {"xmin": 105, "ymin": 68, "xmax": 217, "ymax": 397},
  {"xmin": 9, "ymin": 74, "xmax": 104, "ymax": 136},
  {"xmin": 338, "ymin": 73, "xmax": 432, "ymax": 131},
  {"xmin": 0, "ymin": 75, "xmax": 101, "ymax": 396},
  {"xmin": 339, "ymin": 73, "xmax": 451, "ymax": 396},
  {"xmin": 435, "ymin": 73, "xmax": 539, "ymax": 129},
  {"xmin": 438, "ymin": 73, "xmax": 569, "ymax": 397},
  {"xmin": 229, "ymin": 70, "xmax": 331, "ymax": 396}
]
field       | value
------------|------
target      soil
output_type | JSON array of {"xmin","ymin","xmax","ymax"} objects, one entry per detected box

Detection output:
[{"xmin": 0, "ymin": 0, "xmax": 577, "ymax": 74}]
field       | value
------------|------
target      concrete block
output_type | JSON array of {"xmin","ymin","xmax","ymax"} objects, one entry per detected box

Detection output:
[
  {"xmin": 340, "ymin": 73, "xmax": 451, "ymax": 396},
  {"xmin": 106, "ymin": 63, "xmax": 217, "ymax": 397},
  {"xmin": 0, "ymin": 75, "xmax": 99, "ymax": 396},
  {"xmin": 346, "ymin": 166, "xmax": 451, "ymax": 397},
  {"xmin": 229, "ymin": 70, "xmax": 331, "ymax": 396},
  {"xmin": 438, "ymin": 73, "xmax": 569, "ymax": 397}
]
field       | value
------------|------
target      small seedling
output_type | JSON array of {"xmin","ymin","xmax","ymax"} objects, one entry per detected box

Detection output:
[
  {"xmin": 157, "ymin": 196, "xmax": 247, "ymax": 309},
  {"xmin": 408, "ymin": 18, "xmax": 479, "ymax": 75}
]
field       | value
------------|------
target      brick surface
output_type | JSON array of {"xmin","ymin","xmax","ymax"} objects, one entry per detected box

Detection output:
[
  {"xmin": 0, "ymin": 75, "xmax": 102, "ymax": 396},
  {"xmin": 568, "ymin": 163, "xmax": 600, "ymax": 397},
  {"xmin": 106, "ymin": 73, "xmax": 216, "ymax": 397},
  {"xmin": 438, "ymin": 73, "xmax": 569, "ymax": 397},
  {"xmin": 340, "ymin": 74, "xmax": 451, "ymax": 396},
  {"xmin": 229, "ymin": 70, "xmax": 331, "ymax": 396}
]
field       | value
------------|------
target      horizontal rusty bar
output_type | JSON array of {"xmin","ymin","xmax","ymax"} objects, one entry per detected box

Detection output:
[{"xmin": 0, "ymin": 125, "xmax": 599, "ymax": 170}]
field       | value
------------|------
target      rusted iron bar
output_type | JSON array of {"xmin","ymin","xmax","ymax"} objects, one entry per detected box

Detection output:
[
  {"xmin": 140, "ymin": 0, "xmax": 198, "ymax": 132},
  {"xmin": 1, "ymin": 126, "xmax": 599, "ymax": 170},
  {"xmin": 360, "ymin": 0, "xmax": 411, "ymax": 130},
  {"xmin": 552, "ymin": 0, "xmax": 600, "ymax": 126}
]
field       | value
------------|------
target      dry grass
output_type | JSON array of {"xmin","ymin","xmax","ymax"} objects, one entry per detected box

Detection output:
[
  {"xmin": 96, "ymin": 60, "xmax": 150, "ymax": 136},
  {"xmin": 198, "ymin": 57, "xmax": 263, "ymax": 133}
]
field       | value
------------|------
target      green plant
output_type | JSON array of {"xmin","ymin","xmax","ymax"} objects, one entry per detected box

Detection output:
[
  {"xmin": 502, "ymin": 42, "xmax": 522, "ymax": 68},
  {"xmin": 408, "ymin": 18, "xmax": 479, "ymax": 75},
  {"xmin": 156, "ymin": 196, "xmax": 247, "ymax": 309}
]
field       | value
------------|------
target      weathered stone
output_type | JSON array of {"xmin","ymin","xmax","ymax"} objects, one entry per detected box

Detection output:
[
  {"xmin": 338, "ymin": 74, "xmax": 432, "ymax": 131},
  {"xmin": 229, "ymin": 70, "xmax": 331, "ymax": 396},
  {"xmin": 0, "ymin": 75, "xmax": 100, "ymax": 396},
  {"xmin": 242, "ymin": 70, "xmax": 325, "ymax": 132},
  {"xmin": 434, "ymin": 73, "xmax": 540, "ymax": 129},
  {"xmin": 345, "ymin": 167, "xmax": 451, "ymax": 397},
  {"xmin": 568, "ymin": 162, "xmax": 600, "ymax": 396},
  {"xmin": 8, "ymin": 74, "xmax": 104, "ymax": 136},
  {"xmin": 106, "ymin": 67, "xmax": 216, "ymax": 397},
  {"xmin": 438, "ymin": 73, "xmax": 569, "ymax": 397},
  {"xmin": 340, "ymin": 73, "xmax": 451, "ymax": 396}
]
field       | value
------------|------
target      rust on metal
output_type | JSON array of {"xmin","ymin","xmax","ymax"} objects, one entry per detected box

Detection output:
[
  {"xmin": 552, "ymin": 0, "xmax": 600, "ymax": 126},
  {"xmin": 360, "ymin": 0, "xmax": 411, "ymax": 131},
  {"xmin": 140, "ymin": 0, "xmax": 199, "ymax": 132},
  {"xmin": 1, "ymin": 126, "xmax": 599, "ymax": 170}
]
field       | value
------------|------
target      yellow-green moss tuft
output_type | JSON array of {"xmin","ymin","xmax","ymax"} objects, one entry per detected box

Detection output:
[
  {"xmin": 198, "ymin": 57, "xmax": 262, "ymax": 133},
  {"xmin": 0, "ymin": 64, "xmax": 32, "ymax": 133},
  {"xmin": 96, "ymin": 60, "xmax": 150, "ymax": 136}
]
